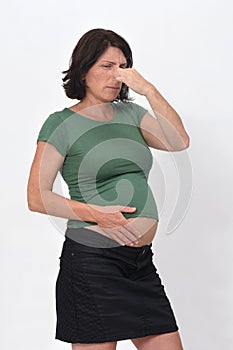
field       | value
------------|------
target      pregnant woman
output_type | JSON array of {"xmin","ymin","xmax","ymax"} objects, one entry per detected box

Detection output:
[{"xmin": 27, "ymin": 28, "xmax": 189, "ymax": 350}]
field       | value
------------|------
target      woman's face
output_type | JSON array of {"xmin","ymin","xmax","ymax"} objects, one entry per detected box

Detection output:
[{"xmin": 83, "ymin": 46, "xmax": 127, "ymax": 104}]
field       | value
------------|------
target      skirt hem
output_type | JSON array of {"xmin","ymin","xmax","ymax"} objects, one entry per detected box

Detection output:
[{"xmin": 55, "ymin": 325, "xmax": 179, "ymax": 344}]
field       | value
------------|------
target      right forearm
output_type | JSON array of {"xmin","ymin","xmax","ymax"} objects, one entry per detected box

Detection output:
[{"xmin": 28, "ymin": 190, "xmax": 96, "ymax": 222}]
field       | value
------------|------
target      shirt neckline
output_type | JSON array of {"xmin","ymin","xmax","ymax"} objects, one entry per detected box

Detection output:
[{"xmin": 63, "ymin": 102, "xmax": 116, "ymax": 123}]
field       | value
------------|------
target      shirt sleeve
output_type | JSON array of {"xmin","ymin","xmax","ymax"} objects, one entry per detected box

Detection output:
[
  {"xmin": 130, "ymin": 102, "xmax": 148, "ymax": 127},
  {"xmin": 36, "ymin": 112, "xmax": 68, "ymax": 157}
]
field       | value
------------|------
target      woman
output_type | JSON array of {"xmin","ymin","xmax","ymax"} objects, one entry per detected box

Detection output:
[{"xmin": 27, "ymin": 28, "xmax": 189, "ymax": 349}]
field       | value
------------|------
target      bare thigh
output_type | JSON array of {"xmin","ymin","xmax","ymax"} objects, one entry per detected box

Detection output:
[
  {"xmin": 72, "ymin": 341, "xmax": 117, "ymax": 350},
  {"xmin": 131, "ymin": 331, "xmax": 183, "ymax": 350}
]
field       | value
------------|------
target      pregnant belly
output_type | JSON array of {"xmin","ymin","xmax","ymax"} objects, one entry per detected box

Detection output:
[{"xmin": 85, "ymin": 216, "xmax": 158, "ymax": 247}]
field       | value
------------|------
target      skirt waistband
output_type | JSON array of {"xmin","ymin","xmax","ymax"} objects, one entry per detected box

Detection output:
[{"xmin": 65, "ymin": 227, "xmax": 152, "ymax": 251}]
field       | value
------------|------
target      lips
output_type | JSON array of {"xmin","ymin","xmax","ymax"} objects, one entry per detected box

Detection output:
[{"xmin": 107, "ymin": 85, "xmax": 120, "ymax": 90}]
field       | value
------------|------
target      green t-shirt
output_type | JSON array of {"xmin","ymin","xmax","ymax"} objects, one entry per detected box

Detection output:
[{"xmin": 37, "ymin": 101, "xmax": 159, "ymax": 229}]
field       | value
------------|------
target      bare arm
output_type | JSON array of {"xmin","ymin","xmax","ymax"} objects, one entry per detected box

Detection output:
[
  {"xmin": 27, "ymin": 141, "xmax": 140, "ymax": 245},
  {"xmin": 142, "ymin": 86, "xmax": 190, "ymax": 151},
  {"xmin": 115, "ymin": 68, "xmax": 190, "ymax": 151},
  {"xmin": 27, "ymin": 141, "xmax": 95, "ymax": 221}
]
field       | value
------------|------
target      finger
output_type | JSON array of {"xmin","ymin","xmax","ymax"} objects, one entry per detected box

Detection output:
[
  {"xmin": 116, "ymin": 67, "xmax": 126, "ymax": 74},
  {"xmin": 116, "ymin": 224, "xmax": 142, "ymax": 245},
  {"xmin": 123, "ymin": 221, "xmax": 142, "ymax": 239},
  {"xmin": 118, "ymin": 229, "xmax": 140, "ymax": 245},
  {"xmin": 111, "ymin": 226, "xmax": 139, "ymax": 246},
  {"xmin": 115, "ymin": 76, "xmax": 125, "ymax": 83},
  {"xmin": 102, "ymin": 227, "xmax": 127, "ymax": 246},
  {"xmin": 101, "ymin": 226, "xmax": 140, "ymax": 246},
  {"xmin": 120, "ymin": 206, "xmax": 137, "ymax": 213}
]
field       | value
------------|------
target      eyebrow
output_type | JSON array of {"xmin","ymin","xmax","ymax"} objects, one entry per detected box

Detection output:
[{"xmin": 101, "ymin": 60, "xmax": 127, "ymax": 67}]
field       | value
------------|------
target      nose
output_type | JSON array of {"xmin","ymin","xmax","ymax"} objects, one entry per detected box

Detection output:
[{"xmin": 113, "ymin": 68, "xmax": 118, "ymax": 79}]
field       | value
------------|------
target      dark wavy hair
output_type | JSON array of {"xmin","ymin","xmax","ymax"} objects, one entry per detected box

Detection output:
[{"xmin": 62, "ymin": 28, "xmax": 133, "ymax": 102}]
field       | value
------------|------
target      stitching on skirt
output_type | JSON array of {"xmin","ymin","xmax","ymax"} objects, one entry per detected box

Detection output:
[
  {"xmin": 71, "ymin": 252, "xmax": 108, "ymax": 340},
  {"xmin": 70, "ymin": 253, "xmax": 81, "ymax": 337}
]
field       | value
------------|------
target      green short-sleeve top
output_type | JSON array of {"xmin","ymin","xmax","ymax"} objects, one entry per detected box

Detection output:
[{"xmin": 37, "ymin": 101, "xmax": 159, "ymax": 229}]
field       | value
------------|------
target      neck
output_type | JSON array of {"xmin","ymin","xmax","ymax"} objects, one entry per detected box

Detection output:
[{"xmin": 69, "ymin": 100, "xmax": 114, "ymax": 121}]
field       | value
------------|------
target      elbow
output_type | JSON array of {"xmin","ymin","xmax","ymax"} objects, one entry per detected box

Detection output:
[
  {"xmin": 27, "ymin": 189, "xmax": 44, "ymax": 213},
  {"xmin": 169, "ymin": 135, "xmax": 190, "ymax": 152},
  {"xmin": 28, "ymin": 202, "xmax": 38, "ymax": 212},
  {"xmin": 27, "ymin": 187, "xmax": 36, "ymax": 212},
  {"xmin": 27, "ymin": 196, "xmax": 40, "ymax": 212},
  {"xmin": 182, "ymin": 134, "xmax": 190, "ymax": 149}
]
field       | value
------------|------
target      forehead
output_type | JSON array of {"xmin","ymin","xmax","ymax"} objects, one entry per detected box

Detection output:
[{"xmin": 98, "ymin": 46, "xmax": 127, "ymax": 63}]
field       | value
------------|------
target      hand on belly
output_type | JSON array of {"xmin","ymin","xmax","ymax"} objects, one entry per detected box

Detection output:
[
  {"xmin": 85, "ymin": 216, "xmax": 158, "ymax": 247},
  {"xmin": 125, "ymin": 217, "xmax": 158, "ymax": 246}
]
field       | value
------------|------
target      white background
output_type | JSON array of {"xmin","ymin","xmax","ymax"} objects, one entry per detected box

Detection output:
[{"xmin": 1, "ymin": 1, "xmax": 233, "ymax": 349}]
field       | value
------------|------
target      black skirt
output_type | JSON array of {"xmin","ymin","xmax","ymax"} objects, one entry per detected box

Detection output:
[{"xmin": 55, "ymin": 228, "xmax": 179, "ymax": 344}]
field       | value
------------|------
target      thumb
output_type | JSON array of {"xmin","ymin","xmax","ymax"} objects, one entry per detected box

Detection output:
[{"xmin": 120, "ymin": 206, "xmax": 137, "ymax": 212}]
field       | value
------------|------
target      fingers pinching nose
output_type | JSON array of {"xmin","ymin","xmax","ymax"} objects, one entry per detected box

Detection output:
[
  {"xmin": 115, "ymin": 67, "xmax": 122, "ymax": 76},
  {"xmin": 114, "ymin": 70, "xmax": 120, "ymax": 78}
]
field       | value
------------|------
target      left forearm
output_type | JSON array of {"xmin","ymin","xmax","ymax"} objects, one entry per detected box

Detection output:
[{"xmin": 145, "ymin": 85, "xmax": 190, "ymax": 150}]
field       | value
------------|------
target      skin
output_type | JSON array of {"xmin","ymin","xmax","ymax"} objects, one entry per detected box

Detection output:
[{"xmin": 71, "ymin": 331, "xmax": 183, "ymax": 350}]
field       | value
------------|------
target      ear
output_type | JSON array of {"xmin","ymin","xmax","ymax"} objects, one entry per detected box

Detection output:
[{"xmin": 82, "ymin": 73, "xmax": 86, "ymax": 80}]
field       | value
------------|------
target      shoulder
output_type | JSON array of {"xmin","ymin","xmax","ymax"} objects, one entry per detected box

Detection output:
[
  {"xmin": 114, "ymin": 101, "xmax": 147, "ymax": 113},
  {"xmin": 38, "ymin": 108, "xmax": 72, "ymax": 133},
  {"xmin": 37, "ymin": 108, "xmax": 70, "ymax": 157},
  {"xmin": 37, "ymin": 108, "xmax": 72, "ymax": 139},
  {"xmin": 42, "ymin": 108, "xmax": 69, "ymax": 123},
  {"xmin": 114, "ymin": 101, "xmax": 148, "ymax": 126}
]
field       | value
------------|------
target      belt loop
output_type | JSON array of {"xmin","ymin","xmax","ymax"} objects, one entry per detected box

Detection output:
[{"xmin": 135, "ymin": 245, "xmax": 147, "ymax": 260}]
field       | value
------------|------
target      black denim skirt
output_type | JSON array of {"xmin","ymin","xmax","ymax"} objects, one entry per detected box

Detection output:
[{"xmin": 55, "ymin": 228, "xmax": 179, "ymax": 344}]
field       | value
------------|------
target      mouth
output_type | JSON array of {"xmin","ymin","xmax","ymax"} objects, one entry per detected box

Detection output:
[{"xmin": 107, "ymin": 86, "xmax": 120, "ymax": 90}]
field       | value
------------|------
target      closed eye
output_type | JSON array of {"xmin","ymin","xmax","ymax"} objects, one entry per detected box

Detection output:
[
  {"xmin": 101, "ymin": 64, "xmax": 112, "ymax": 69},
  {"xmin": 100, "ymin": 61, "xmax": 127, "ymax": 69}
]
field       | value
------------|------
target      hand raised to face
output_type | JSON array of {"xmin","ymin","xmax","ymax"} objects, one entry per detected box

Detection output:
[{"xmin": 114, "ymin": 67, "xmax": 154, "ymax": 96}]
